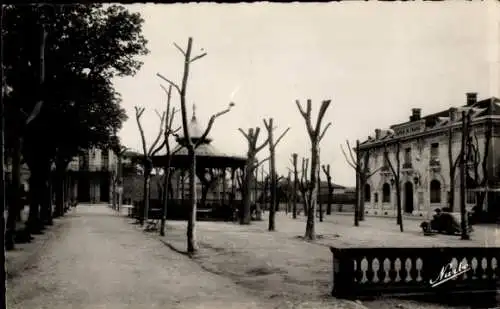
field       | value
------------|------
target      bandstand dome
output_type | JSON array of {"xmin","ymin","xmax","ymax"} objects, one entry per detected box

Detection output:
[{"xmin": 150, "ymin": 107, "xmax": 246, "ymax": 170}]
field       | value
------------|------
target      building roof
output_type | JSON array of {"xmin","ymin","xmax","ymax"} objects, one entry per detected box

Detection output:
[
  {"xmin": 176, "ymin": 105, "xmax": 212, "ymax": 144},
  {"xmin": 359, "ymin": 96, "xmax": 500, "ymax": 148}
]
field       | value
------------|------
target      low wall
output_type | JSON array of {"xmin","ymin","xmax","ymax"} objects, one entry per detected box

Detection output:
[{"xmin": 330, "ymin": 246, "xmax": 500, "ymax": 301}]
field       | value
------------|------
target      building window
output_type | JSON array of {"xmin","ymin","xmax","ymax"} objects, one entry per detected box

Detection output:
[
  {"xmin": 79, "ymin": 153, "xmax": 89, "ymax": 171},
  {"xmin": 404, "ymin": 147, "xmax": 411, "ymax": 164},
  {"xmin": 466, "ymin": 190, "xmax": 476, "ymax": 204},
  {"xmin": 382, "ymin": 183, "xmax": 391, "ymax": 203},
  {"xmin": 418, "ymin": 191, "xmax": 424, "ymax": 207},
  {"xmin": 101, "ymin": 150, "xmax": 109, "ymax": 171},
  {"xmin": 374, "ymin": 193, "xmax": 379, "ymax": 203},
  {"xmin": 430, "ymin": 180, "xmax": 441, "ymax": 203},
  {"xmin": 430, "ymin": 143, "xmax": 439, "ymax": 158},
  {"xmin": 364, "ymin": 184, "xmax": 371, "ymax": 202}
]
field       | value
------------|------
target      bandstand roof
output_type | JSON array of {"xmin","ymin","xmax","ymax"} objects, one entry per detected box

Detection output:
[{"xmin": 145, "ymin": 106, "xmax": 246, "ymax": 170}]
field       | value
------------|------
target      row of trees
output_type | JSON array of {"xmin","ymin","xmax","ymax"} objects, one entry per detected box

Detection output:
[
  {"xmin": 131, "ymin": 37, "xmax": 338, "ymax": 249},
  {"xmin": 1, "ymin": 4, "xmax": 148, "ymax": 249}
]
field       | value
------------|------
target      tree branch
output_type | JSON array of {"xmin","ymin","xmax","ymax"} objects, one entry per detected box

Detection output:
[
  {"xmin": 367, "ymin": 166, "xmax": 382, "ymax": 178},
  {"xmin": 255, "ymin": 156, "xmax": 270, "ymax": 168},
  {"xmin": 295, "ymin": 99, "xmax": 313, "ymax": 135},
  {"xmin": 156, "ymin": 73, "xmax": 181, "ymax": 95},
  {"xmin": 340, "ymin": 144, "xmax": 356, "ymax": 170},
  {"xmin": 346, "ymin": 140, "xmax": 358, "ymax": 168},
  {"xmin": 255, "ymin": 137, "xmax": 269, "ymax": 153},
  {"xmin": 315, "ymin": 100, "xmax": 332, "ymax": 135},
  {"xmin": 135, "ymin": 106, "xmax": 148, "ymax": 156},
  {"xmin": 384, "ymin": 144, "xmax": 398, "ymax": 180},
  {"xmin": 195, "ymin": 103, "xmax": 235, "ymax": 148},
  {"xmin": 319, "ymin": 122, "xmax": 332, "ymax": 141},
  {"xmin": 173, "ymin": 42, "xmax": 186, "ymax": 56},
  {"xmin": 148, "ymin": 111, "xmax": 167, "ymax": 155},
  {"xmin": 274, "ymin": 127, "xmax": 290, "ymax": 148},
  {"xmin": 190, "ymin": 52, "xmax": 207, "ymax": 63},
  {"xmin": 238, "ymin": 128, "xmax": 250, "ymax": 140}
]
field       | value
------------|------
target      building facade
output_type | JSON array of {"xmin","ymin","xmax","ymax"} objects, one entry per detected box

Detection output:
[
  {"xmin": 67, "ymin": 148, "xmax": 118, "ymax": 203},
  {"xmin": 358, "ymin": 93, "xmax": 500, "ymax": 220}
]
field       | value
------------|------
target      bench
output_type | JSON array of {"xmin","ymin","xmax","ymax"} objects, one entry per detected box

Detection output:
[
  {"xmin": 330, "ymin": 246, "xmax": 500, "ymax": 301},
  {"xmin": 145, "ymin": 208, "xmax": 163, "ymax": 231},
  {"xmin": 121, "ymin": 205, "xmax": 134, "ymax": 217}
]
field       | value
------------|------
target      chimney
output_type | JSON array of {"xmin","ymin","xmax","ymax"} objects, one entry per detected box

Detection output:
[
  {"xmin": 375, "ymin": 128, "xmax": 381, "ymax": 139},
  {"xmin": 410, "ymin": 108, "xmax": 421, "ymax": 121},
  {"xmin": 449, "ymin": 107, "xmax": 457, "ymax": 122},
  {"xmin": 466, "ymin": 92, "xmax": 477, "ymax": 106}
]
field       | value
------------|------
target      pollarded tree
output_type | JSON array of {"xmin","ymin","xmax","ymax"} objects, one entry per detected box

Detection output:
[
  {"xmin": 157, "ymin": 84, "xmax": 181, "ymax": 237},
  {"xmin": 298, "ymin": 157, "xmax": 309, "ymax": 216},
  {"xmin": 296, "ymin": 99, "xmax": 332, "ymax": 240},
  {"xmin": 466, "ymin": 112, "xmax": 492, "ymax": 212},
  {"xmin": 291, "ymin": 153, "xmax": 299, "ymax": 219},
  {"xmin": 384, "ymin": 141, "xmax": 403, "ymax": 232},
  {"xmin": 239, "ymin": 127, "xmax": 269, "ymax": 224},
  {"xmin": 263, "ymin": 118, "xmax": 290, "ymax": 231},
  {"xmin": 321, "ymin": 164, "xmax": 333, "ymax": 215},
  {"xmin": 341, "ymin": 140, "xmax": 381, "ymax": 226},
  {"xmin": 135, "ymin": 106, "xmax": 166, "ymax": 227},
  {"xmin": 157, "ymin": 37, "xmax": 234, "ymax": 254}
]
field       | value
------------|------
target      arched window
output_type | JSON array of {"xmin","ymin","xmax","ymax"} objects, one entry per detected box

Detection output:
[
  {"xmin": 382, "ymin": 183, "xmax": 391, "ymax": 203},
  {"xmin": 430, "ymin": 180, "xmax": 441, "ymax": 203},
  {"xmin": 364, "ymin": 184, "xmax": 371, "ymax": 202}
]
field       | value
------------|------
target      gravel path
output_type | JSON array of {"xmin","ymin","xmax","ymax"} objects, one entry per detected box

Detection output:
[{"xmin": 6, "ymin": 205, "xmax": 271, "ymax": 309}]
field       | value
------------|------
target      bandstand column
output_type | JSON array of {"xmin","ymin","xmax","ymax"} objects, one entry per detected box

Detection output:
[{"xmin": 221, "ymin": 168, "xmax": 227, "ymax": 206}]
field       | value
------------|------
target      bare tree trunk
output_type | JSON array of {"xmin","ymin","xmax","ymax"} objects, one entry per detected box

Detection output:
[
  {"xmin": 460, "ymin": 111, "xmax": 470, "ymax": 240},
  {"xmin": 305, "ymin": 142, "xmax": 319, "ymax": 240},
  {"xmin": 160, "ymin": 158, "xmax": 171, "ymax": 236},
  {"xmin": 254, "ymin": 167, "xmax": 262, "ymax": 220},
  {"xmin": 359, "ymin": 176, "xmax": 366, "ymax": 222},
  {"xmin": 5, "ymin": 132, "xmax": 21, "ymax": 249},
  {"xmin": 395, "ymin": 143, "xmax": 403, "ymax": 232},
  {"xmin": 354, "ymin": 140, "xmax": 361, "ymax": 226},
  {"xmin": 186, "ymin": 149, "xmax": 198, "ymax": 253},
  {"xmin": 241, "ymin": 161, "xmax": 253, "ymax": 224},
  {"xmin": 448, "ymin": 127, "xmax": 456, "ymax": 212},
  {"xmin": 141, "ymin": 164, "xmax": 151, "ymax": 226},
  {"xmin": 292, "ymin": 154, "xmax": 298, "ymax": 219},
  {"xmin": 317, "ymin": 160, "xmax": 323, "ymax": 222},
  {"xmin": 268, "ymin": 126, "xmax": 276, "ymax": 231}
]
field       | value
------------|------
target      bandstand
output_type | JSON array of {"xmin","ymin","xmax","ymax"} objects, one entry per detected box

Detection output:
[{"xmin": 135, "ymin": 107, "xmax": 247, "ymax": 220}]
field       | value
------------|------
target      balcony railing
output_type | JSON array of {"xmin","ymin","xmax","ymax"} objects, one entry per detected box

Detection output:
[{"xmin": 429, "ymin": 157, "xmax": 441, "ymax": 171}]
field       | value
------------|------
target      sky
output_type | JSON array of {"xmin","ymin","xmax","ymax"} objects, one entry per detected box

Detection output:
[{"xmin": 112, "ymin": 2, "xmax": 500, "ymax": 187}]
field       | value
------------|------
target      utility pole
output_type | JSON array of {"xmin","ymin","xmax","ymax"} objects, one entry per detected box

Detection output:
[{"xmin": 460, "ymin": 110, "xmax": 470, "ymax": 240}]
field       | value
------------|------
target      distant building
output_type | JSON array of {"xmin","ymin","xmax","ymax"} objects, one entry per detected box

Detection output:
[
  {"xmin": 357, "ymin": 93, "xmax": 500, "ymax": 220},
  {"xmin": 68, "ymin": 148, "xmax": 118, "ymax": 203}
]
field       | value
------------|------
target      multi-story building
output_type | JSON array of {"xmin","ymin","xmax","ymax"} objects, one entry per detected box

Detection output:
[
  {"xmin": 358, "ymin": 93, "xmax": 500, "ymax": 220},
  {"xmin": 67, "ymin": 148, "xmax": 118, "ymax": 203}
]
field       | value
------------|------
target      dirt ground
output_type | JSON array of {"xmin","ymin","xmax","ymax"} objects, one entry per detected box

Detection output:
[{"xmin": 139, "ymin": 210, "xmax": 498, "ymax": 309}]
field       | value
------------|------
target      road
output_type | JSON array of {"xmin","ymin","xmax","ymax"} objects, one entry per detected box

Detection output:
[{"xmin": 6, "ymin": 205, "xmax": 268, "ymax": 309}]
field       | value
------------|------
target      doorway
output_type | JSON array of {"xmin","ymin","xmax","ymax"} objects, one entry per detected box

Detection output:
[{"xmin": 404, "ymin": 181, "xmax": 414, "ymax": 213}]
